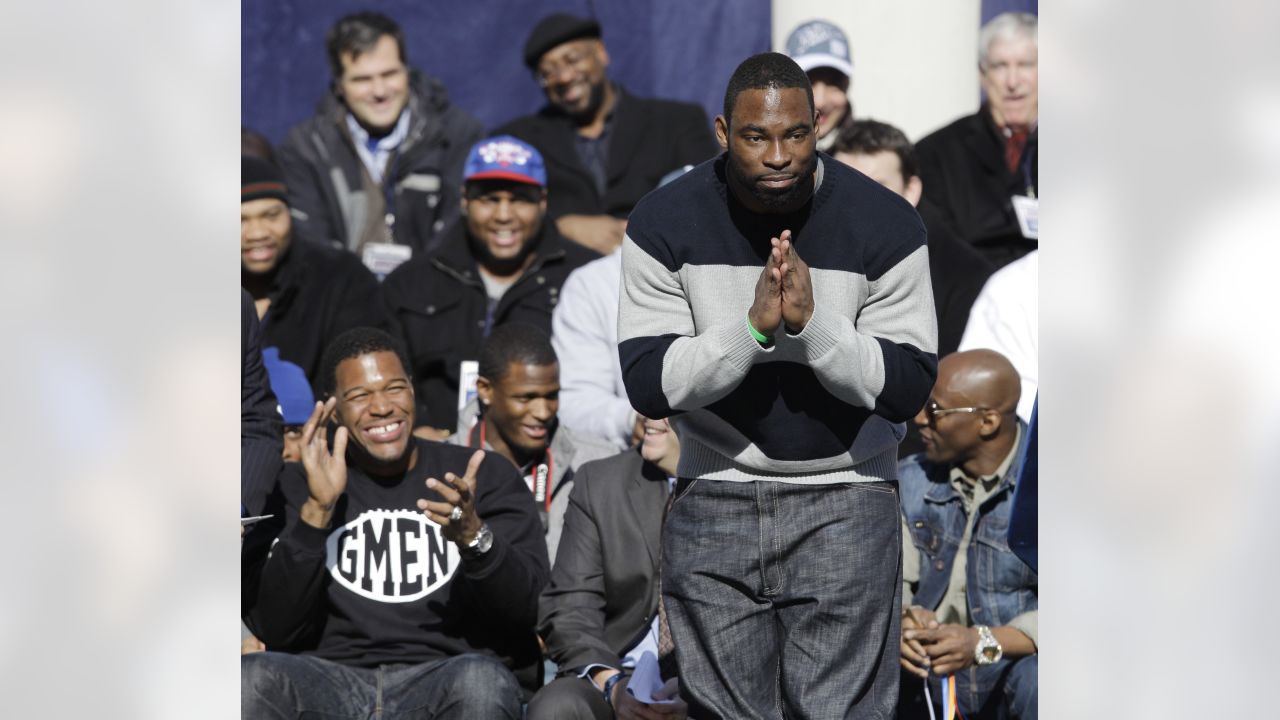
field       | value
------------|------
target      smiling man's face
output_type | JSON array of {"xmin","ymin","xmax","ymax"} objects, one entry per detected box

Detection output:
[
  {"xmin": 334, "ymin": 350, "xmax": 416, "ymax": 472},
  {"xmin": 536, "ymin": 38, "xmax": 609, "ymax": 121},
  {"xmin": 463, "ymin": 180, "xmax": 546, "ymax": 276},
  {"xmin": 337, "ymin": 34, "xmax": 410, "ymax": 134},
  {"xmin": 477, "ymin": 361, "xmax": 559, "ymax": 464}
]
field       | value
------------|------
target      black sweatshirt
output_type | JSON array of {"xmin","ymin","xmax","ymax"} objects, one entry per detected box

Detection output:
[{"xmin": 244, "ymin": 438, "xmax": 550, "ymax": 692}]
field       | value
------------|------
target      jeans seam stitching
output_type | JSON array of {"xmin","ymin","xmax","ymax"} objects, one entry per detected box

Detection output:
[
  {"xmin": 757, "ymin": 482, "xmax": 772, "ymax": 596},
  {"xmin": 770, "ymin": 485, "xmax": 783, "ymax": 595}
]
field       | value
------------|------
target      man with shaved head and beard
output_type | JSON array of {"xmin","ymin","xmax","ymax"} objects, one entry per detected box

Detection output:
[
  {"xmin": 620, "ymin": 52, "xmax": 937, "ymax": 719},
  {"xmin": 899, "ymin": 350, "xmax": 1038, "ymax": 719}
]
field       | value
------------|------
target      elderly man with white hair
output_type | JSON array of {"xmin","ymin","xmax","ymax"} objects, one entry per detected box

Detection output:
[{"xmin": 916, "ymin": 12, "xmax": 1038, "ymax": 270}]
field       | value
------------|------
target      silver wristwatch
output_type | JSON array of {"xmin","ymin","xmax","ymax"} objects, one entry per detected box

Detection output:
[
  {"xmin": 461, "ymin": 523, "xmax": 493, "ymax": 560},
  {"xmin": 973, "ymin": 624, "xmax": 1003, "ymax": 665}
]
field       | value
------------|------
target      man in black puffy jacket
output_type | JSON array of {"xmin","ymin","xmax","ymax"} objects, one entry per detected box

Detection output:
[{"xmin": 382, "ymin": 136, "xmax": 599, "ymax": 434}]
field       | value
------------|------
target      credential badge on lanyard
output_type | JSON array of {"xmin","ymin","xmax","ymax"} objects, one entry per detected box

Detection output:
[{"xmin": 532, "ymin": 462, "xmax": 550, "ymax": 507}]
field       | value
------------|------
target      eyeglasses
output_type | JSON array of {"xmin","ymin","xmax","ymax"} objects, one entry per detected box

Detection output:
[{"xmin": 922, "ymin": 400, "xmax": 992, "ymax": 422}]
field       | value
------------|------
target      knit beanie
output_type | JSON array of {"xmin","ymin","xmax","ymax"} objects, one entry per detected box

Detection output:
[{"xmin": 242, "ymin": 156, "xmax": 289, "ymax": 205}]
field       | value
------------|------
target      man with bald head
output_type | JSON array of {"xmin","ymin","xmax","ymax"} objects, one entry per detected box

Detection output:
[{"xmin": 898, "ymin": 350, "xmax": 1037, "ymax": 719}]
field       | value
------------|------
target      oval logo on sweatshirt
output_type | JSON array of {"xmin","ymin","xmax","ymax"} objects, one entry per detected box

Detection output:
[{"xmin": 326, "ymin": 509, "xmax": 459, "ymax": 603}]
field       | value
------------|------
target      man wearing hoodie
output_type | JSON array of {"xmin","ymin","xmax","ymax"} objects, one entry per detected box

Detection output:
[{"xmin": 277, "ymin": 11, "xmax": 483, "ymax": 273}]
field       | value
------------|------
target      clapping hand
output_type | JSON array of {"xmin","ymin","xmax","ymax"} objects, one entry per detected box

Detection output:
[
  {"xmin": 748, "ymin": 229, "xmax": 814, "ymax": 338},
  {"xmin": 775, "ymin": 231, "xmax": 814, "ymax": 333},
  {"xmin": 417, "ymin": 449, "xmax": 485, "ymax": 547},
  {"xmin": 298, "ymin": 397, "xmax": 348, "ymax": 529}
]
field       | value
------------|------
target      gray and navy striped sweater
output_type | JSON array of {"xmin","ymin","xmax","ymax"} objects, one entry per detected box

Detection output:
[{"xmin": 619, "ymin": 154, "xmax": 938, "ymax": 484}]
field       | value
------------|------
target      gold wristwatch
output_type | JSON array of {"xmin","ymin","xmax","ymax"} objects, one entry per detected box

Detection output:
[{"xmin": 974, "ymin": 624, "xmax": 1003, "ymax": 665}]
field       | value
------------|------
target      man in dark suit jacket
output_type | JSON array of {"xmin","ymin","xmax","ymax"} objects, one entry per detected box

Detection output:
[
  {"xmin": 527, "ymin": 418, "xmax": 688, "ymax": 719},
  {"xmin": 242, "ymin": 288, "xmax": 282, "ymax": 516},
  {"xmin": 495, "ymin": 13, "xmax": 718, "ymax": 255},
  {"xmin": 914, "ymin": 12, "xmax": 1038, "ymax": 270}
]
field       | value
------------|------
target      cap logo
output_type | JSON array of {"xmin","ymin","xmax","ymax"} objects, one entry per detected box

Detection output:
[
  {"xmin": 478, "ymin": 140, "xmax": 534, "ymax": 169},
  {"xmin": 794, "ymin": 23, "xmax": 838, "ymax": 52}
]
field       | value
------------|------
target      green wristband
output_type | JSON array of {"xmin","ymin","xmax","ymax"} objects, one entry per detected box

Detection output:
[{"xmin": 747, "ymin": 315, "xmax": 772, "ymax": 345}]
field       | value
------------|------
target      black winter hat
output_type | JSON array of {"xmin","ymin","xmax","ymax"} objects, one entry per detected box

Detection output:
[
  {"xmin": 523, "ymin": 13, "xmax": 601, "ymax": 69},
  {"xmin": 242, "ymin": 156, "xmax": 289, "ymax": 205}
]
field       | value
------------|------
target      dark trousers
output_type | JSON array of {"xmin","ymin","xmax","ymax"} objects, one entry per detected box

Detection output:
[
  {"xmin": 663, "ymin": 478, "xmax": 902, "ymax": 720},
  {"xmin": 241, "ymin": 652, "xmax": 523, "ymax": 719},
  {"xmin": 526, "ymin": 676, "xmax": 612, "ymax": 720}
]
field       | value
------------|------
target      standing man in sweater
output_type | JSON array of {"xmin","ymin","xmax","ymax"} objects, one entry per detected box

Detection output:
[{"xmin": 619, "ymin": 53, "xmax": 937, "ymax": 719}]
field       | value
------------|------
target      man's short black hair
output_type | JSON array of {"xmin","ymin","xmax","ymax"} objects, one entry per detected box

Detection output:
[
  {"xmin": 318, "ymin": 327, "xmax": 412, "ymax": 397},
  {"xmin": 326, "ymin": 11, "xmax": 406, "ymax": 79},
  {"xmin": 833, "ymin": 119, "xmax": 919, "ymax": 180},
  {"xmin": 722, "ymin": 52, "xmax": 814, "ymax": 128},
  {"xmin": 478, "ymin": 323, "xmax": 558, "ymax": 383}
]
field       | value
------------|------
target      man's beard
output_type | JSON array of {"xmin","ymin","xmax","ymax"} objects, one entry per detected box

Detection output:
[
  {"xmin": 565, "ymin": 80, "xmax": 606, "ymax": 124},
  {"xmin": 731, "ymin": 152, "xmax": 819, "ymax": 213},
  {"xmin": 469, "ymin": 228, "xmax": 542, "ymax": 276}
]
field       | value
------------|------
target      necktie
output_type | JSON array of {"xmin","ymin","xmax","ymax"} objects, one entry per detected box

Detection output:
[{"xmin": 1005, "ymin": 129, "xmax": 1028, "ymax": 174}]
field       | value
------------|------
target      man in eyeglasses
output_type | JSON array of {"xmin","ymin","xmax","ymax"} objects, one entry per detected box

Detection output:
[
  {"xmin": 898, "ymin": 349, "xmax": 1038, "ymax": 719},
  {"xmin": 495, "ymin": 13, "xmax": 717, "ymax": 254}
]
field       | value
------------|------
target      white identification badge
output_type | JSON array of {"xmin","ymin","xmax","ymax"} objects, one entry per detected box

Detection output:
[
  {"xmin": 457, "ymin": 360, "xmax": 479, "ymax": 416},
  {"xmin": 362, "ymin": 242, "xmax": 412, "ymax": 279},
  {"xmin": 1011, "ymin": 195, "xmax": 1039, "ymax": 241}
]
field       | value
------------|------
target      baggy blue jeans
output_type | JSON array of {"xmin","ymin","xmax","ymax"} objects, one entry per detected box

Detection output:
[
  {"xmin": 663, "ymin": 478, "xmax": 902, "ymax": 720},
  {"xmin": 241, "ymin": 652, "xmax": 523, "ymax": 719}
]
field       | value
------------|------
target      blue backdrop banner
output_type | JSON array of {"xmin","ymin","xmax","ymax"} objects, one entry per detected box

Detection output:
[{"xmin": 242, "ymin": 0, "xmax": 772, "ymax": 145}]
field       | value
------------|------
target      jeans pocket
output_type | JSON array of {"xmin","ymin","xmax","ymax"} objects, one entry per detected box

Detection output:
[{"xmin": 672, "ymin": 477, "xmax": 700, "ymax": 504}]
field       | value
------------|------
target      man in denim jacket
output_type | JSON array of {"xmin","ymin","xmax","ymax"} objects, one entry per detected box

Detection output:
[{"xmin": 899, "ymin": 349, "xmax": 1037, "ymax": 719}]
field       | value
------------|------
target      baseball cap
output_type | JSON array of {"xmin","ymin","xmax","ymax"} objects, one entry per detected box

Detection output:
[
  {"xmin": 785, "ymin": 20, "xmax": 853, "ymax": 79},
  {"xmin": 261, "ymin": 347, "xmax": 315, "ymax": 426},
  {"xmin": 463, "ymin": 136, "xmax": 547, "ymax": 187}
]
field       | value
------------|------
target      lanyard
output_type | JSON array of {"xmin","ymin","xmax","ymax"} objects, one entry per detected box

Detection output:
[
  {"xmin": 475, "ymin": 422, "xmax": 555, "ymax": 511},
  {"xmin": 382, "ymin": 151, "xmax": 401, "ymax": 240},
  {"xmin": 1020, "ymin": 142, "xmax": 1036, "ymax": 199},
  {"xmin": 924, "ymin": 675, "xmax": 964, "ymax": 720}
]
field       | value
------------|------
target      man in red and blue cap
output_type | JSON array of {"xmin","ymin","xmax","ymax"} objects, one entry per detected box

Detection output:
[{"xmin": 382, "ymin": 136, "xmax": 601, "ymax": 437}]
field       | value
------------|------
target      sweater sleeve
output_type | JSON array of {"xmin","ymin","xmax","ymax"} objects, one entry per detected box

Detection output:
[
  {"xmin": 617, "ymin": 235, "xmax": 771, "ymax": 419},
  {"xmin": 789, "ymin": 245, "xmax": 938, "ymax": 423},
  {"xmin": 244, "ymin": 467, "xmax": 331, "ymax": 650},
  {"xmin": 241, "ymin": 290, "xmax": 282, "ymax": 516},
  {"xmin": 552, "ymin": 256, "xmax": 635, "ymax": 449},
  {"xmin": 461, "ymin": 453, "xmax": 552, "ymax": 630}
]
